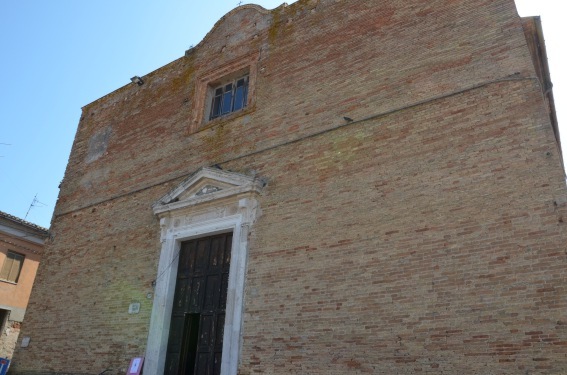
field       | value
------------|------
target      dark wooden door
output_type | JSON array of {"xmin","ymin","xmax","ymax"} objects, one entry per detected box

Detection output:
[{"xmin": 164, "ymin": 233, "xmax": 232, "ymax": 375}]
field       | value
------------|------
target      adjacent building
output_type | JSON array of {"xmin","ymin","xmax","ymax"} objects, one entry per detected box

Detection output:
[
  {"xmin": 0, "ymin": 212, "xmax": 47, "ymax": 360},
  {"xmin": 12, "ymin": 0, "xmax": 567, "ymax": 373}
]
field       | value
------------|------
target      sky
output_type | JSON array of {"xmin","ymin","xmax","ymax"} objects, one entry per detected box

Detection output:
[{"xmin": 0, "ymin": 1, "xmax": 565, "ymax": 229}]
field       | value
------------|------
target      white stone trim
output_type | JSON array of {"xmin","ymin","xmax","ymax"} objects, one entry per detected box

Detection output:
[
  {"xmin": 145, "ymin": 168, "xmax": 262, "ymax": 375},
  {"xmin": 153, "ymin": 167, "xmax": 263, "ymax": 212},
  {"xmin": 0, "ymin": 304, "xmax": 26, "ymax": 322}
]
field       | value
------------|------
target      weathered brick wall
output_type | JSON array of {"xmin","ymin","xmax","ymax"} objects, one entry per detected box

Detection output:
[
  {"xmin": 12, "ymin": 0, "xmax": 567, "ymax": 373},
  {"xmin": 233, "ymin": 79, "xmax": 567, "ymax": 374}
]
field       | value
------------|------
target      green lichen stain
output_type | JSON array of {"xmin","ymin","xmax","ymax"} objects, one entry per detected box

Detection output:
[
  {"xmin": 315, "ymin": 129, "xmax": 365, "ymax": 180},
  {"xmin": 172, "ymin": 55, "xmax": 196, "ymax": 94},
  {"xmin": 268, "ymin": 8, "xmax": 282, "ymax": 45},
  {"xmin": 149, "ymin": 55, "xmax": 196, "ymax": 102},
  {"xmin": 203, "ymin": 122, "xmax": 229, "ymax": 160},
  {"xmin": 268, "ymin": 0, "xmax": 316, "ymax": 46}
]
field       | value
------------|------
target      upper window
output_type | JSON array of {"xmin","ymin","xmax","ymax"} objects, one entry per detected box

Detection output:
[
  {"xmin": 0, "ymin": 251, "xmax": 25, "ymax": 283},
  {"xmin": 209, "ymin": 75, "xmax": 249, "ymax": 120},
  {"xmin": 191, "ymin": 54, "xmax": 258, "ymax": 131}
]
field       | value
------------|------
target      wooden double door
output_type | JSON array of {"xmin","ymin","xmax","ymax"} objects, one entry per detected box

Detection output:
[{"xmin": 165, "ymin": 233, "xmax": 232, "ymax": 375}]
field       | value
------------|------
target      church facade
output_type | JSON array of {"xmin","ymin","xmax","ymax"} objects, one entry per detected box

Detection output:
[{"xmin": 12, "ymin": 0, "xmax": 567, "ymax": 374}]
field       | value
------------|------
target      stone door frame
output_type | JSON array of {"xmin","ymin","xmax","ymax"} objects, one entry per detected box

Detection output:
[{"xmin": 145, "ymin": 167, "xmax": 263, "ymax": 375}]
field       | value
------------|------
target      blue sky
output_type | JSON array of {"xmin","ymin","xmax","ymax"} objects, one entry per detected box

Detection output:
[{"xmin": 0, "ymin": 0, "xmax": 565, "ymax": 229}]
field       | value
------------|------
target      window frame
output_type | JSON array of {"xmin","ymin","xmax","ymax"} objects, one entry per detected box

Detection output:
[
  {"xmin": 191, "ymin": 53, "xmax": 259, "ymax": 132},
  {"xmin": 208, "ymin": 74, "xmax": 250, "ymax": 121},
  {"xmin": 0, "ymin": 250, "xmax": 25, "ymax": 284}
]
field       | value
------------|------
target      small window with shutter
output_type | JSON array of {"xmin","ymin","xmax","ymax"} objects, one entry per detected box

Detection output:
[{"xmin": 0, "ymin": 251, "xmax": 25, "ymax": 283}]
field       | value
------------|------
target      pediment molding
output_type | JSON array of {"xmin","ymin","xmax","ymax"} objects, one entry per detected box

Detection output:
[{"xmin": 153, "ymin": 167, "xmax": 264, "ymax": 215}]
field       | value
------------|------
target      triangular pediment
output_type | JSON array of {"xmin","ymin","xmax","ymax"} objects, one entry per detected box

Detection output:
[{"xmin": 153, "ymin": 167, "xmax": 264, "ymax": 215}]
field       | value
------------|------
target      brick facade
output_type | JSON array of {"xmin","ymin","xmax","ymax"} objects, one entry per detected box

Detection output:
[{"xmin": 12, "ymin": 0, "xmax": 567, "ymax": 374}]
